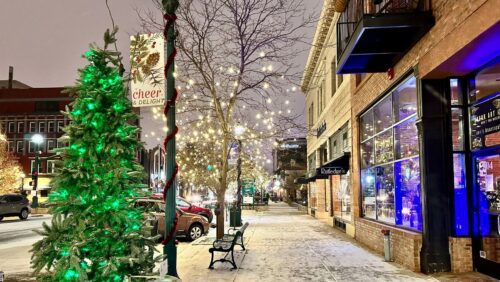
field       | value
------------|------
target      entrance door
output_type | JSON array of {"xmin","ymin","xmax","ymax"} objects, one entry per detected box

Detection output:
[{"xmin": 474, "ymin": 153, "xmax": 500, "ymax": 278}]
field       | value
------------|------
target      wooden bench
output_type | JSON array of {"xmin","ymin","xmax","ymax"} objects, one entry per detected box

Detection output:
[{"xmin": 208, "ymin": 222, "xmax": 249, "ymax": 269}]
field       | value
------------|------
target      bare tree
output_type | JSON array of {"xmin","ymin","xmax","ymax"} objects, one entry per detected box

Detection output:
[{"xmin": 137, "ymin": 0, "xmax": 315, "ymax": 238}]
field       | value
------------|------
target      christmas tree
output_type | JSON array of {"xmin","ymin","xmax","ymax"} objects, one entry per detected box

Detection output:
[{"xmin": 31, "ymin": 28, "xmax": 157, "ymax": 281}]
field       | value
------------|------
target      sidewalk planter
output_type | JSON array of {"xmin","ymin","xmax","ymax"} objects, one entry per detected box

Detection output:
[{"xmin": 31, "ymin": 207, "xmax": 49, "ymax": 214}]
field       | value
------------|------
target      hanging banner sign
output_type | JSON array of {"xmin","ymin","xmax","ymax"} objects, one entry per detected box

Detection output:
[
  {"xmin": 130, "ymin": 33, "xmax": 165, "ymax": 107},
  {"xmin": 470, "ymin": 95, "xmax": 500, "ymax": 150}
]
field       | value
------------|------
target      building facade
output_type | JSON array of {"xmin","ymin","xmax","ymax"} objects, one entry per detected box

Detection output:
[
  {"xmin": 0, "ymin": 86, "xmax": 71, "ymax": 201},
  {"xmin": 301, "ymin": 1, "xmax": 356, "ymax": 237},
  {"xmin": 304, "ymin": 0, "xmax": 500, "ymax": 278},
  {"xmin": 273, "ymin": 138, "xmax": 307, "ymax": 203}
]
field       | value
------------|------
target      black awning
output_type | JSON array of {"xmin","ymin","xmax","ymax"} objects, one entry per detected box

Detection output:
[{"xmin": 316, "ymin": 152, "xmax": 351, "ymax": 176}]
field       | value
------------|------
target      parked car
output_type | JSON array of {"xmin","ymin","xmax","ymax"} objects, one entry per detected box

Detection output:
[
  {"xmin": 176, "ymin": 197, "xmax": 213, "ymax": 223},
  {"xmin": 0, "ymin": 194, "xmax": 31, "ymax": 221},
  {"xmin": 136, "ymin": 198, "xmax": 210, "ymax": 241},
  {"xmin": 151, "ymin": 194, "xmax": 214, "ymax": 223}
]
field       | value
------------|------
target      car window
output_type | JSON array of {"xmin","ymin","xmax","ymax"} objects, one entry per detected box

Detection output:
[
  {"xmin": 176, "ymin": 199, "xmax": 190, "ymax": 207},
  {"xmin": 12, "ymin": 195, "xmax": 23, "ymax": 202}
]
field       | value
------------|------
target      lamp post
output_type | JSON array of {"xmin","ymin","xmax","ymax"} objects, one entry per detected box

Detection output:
[
  {"xmin": 229, "ymin": 124, "xmax": 246, "ymax": 227},
  {"xmin": 31, "ymin": 134, "xmax": 44, "ymax": 208}
]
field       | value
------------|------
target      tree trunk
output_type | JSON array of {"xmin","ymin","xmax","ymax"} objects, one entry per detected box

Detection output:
[{"xmin": 216, "ymin": 135, "xmax": 230, "ymax": 239}]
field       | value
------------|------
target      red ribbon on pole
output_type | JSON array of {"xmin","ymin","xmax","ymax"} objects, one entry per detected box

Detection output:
[{"xmin": 162, "ymin": 13, "xmax": 179, "ymax": 246}]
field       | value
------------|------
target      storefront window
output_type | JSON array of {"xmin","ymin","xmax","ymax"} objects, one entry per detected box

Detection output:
[
  {"xmin": 376, "ymin": 164, "xmax": 395, "ymax": 224},
  {"xmin": 375, "ymin": 129, "xmax": 394, "ymax": 164},
  {"xmin": 360, "ymin": 110, "xmax": 374, "ymax": 141},
  {"xmin": 394, "ymin": 116, "xmax": 418, "ymax": 159},
  {"xmin": 361, "ymin": 139, "xmax": 374, "ymax": 168},
  {"xmin": 361, "ymin": 168, "xmax": 376, "ymax": 219},
  {"xmin": 450, "ymin": 78, "xmax": 462, "ymax": 105},
  {"xmin": 374, "ymin": 95, "xmax": 393, "ymax": 133},
  {"xmin": 360, "ymin": 75, "xmax": 421, "ymax": 231},
  {"xmin": 452, "ymin": 109, "xmax": 464, "ymax": 151},
  {"xmin": 393, "ymin": 76, "xmax": 417, "ymax": 121},
  {"xmin": 340, "ymin": 173, "xmax": 351, "ymax": 221},
  {"xmin": 453, "ymin": 153, "xmax": 468, "ymax": 236},
  {"xmin": 395, "ymin": 158, "xmax": 422, "ymax": 230}
]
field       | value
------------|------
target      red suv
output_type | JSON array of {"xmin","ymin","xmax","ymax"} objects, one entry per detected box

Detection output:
[
  {"xmin": 152, "ymin": 194, "xmax": 213, "ymax": 223},
  {"xmin": 176, "ymin": 197, "xmax": 213, "ymax": 223}
]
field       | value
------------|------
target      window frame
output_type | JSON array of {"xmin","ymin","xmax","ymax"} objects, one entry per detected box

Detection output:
[
  {"xmin": 29, "ymin": 122, "xmax": 36, "ymax": 133},
  {"xmin": 16, "ymin": 140, "xmax": 24, "ymax": 153},
  {"xmin": 8, "ymin": 121, "xmax": 15, "ymax": 133},
  {"xmin": 17, "ymin": 121, "xmax": 24, "ymax": 133},
  {"xmin": 38, "ymin": 121, "xmax": 46, "ymax": 133},
  {"xmin": 48, "ymin": 121, "xmax": 55, "ymax": 133},
  {"xmin": 358, "ymin": 74, "xmax": 422, "ymax": 231}
]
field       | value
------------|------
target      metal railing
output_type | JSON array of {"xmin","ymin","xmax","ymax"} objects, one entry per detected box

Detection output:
[{"xmin": 337, "ymin": 0, "xmax": 431, "ymax": 62}]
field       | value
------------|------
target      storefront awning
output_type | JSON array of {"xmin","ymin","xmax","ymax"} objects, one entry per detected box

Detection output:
[{"xmin": 316, "ymin": 152, "xmax": 350, "ymax": 176}]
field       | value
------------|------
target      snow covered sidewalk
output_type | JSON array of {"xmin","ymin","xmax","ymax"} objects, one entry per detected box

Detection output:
[{"xmin": 175, "ymin": 202, "xmax": 437, "ymax": 282}]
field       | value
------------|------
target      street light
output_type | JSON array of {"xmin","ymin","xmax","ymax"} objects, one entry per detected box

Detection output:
[{"xmin": 30, "ymin": 134, "xmax": 44, "ymax": 208}]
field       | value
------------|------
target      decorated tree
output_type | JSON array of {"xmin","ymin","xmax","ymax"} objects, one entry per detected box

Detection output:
[
  {"xmin": 0, "ymin": 133, "xmax": 23, "ymax": 195},
  {"xmin": 138, "ymin": 0, "xmax": 315, "ymax": 237},
  {"xmin": 30, "ymin": 29, "xmax": 157, "ymax": 281}
]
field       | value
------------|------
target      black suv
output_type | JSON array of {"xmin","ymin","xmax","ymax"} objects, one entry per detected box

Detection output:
[{"xmin": 0, "ymin": 194, "xmax": 31, "ymax": 220}]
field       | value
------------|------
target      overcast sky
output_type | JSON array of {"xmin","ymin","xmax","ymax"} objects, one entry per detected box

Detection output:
[{"xmin": 0, "ymin": 0, "xmax": 322, "ymax": 149}]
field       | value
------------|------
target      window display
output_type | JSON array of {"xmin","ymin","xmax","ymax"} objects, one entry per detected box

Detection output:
[
  {"xmin": 360, "ymin": 75, "xmax": 422, "ymax": 231},
  {"xmin": 375, "ymin": 129, "xmax": 394, "ymax": 164},
  {"xmin": 361, "ymin": 169, "xmax": 376, "ymax": 219},
  {"xmin": 394, "ymin": 117, "xmax": 418, "ymax": 159},
  {"xmin": 374, "ymin": 95, "xmax": 393, "ymax": 133},
  {"xmin": 453, "ymin": 153, "xmax": 468, "ymax": 236},
  {"xmin": 394, "ymin": 158, "xmax": 421, "ymax": 230},
  {"xmin": 376, "ymin": 164, "xmax": 395, "ymax": 224}
]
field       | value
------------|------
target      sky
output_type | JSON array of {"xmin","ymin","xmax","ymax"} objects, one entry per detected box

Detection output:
[{"xmin": 0, "ymin": 0, "xmax": 322, "ymax": 150}]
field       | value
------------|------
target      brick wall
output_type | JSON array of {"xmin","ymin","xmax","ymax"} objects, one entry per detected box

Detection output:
[
  {"xmin": 350, "ymin": 0, "xmax": 498, "ymax": 273},
  {"xmin": 449, "ymin": 237, "xmax": 473, "ymax": 273},
  {"xmin": 355, "ymin": 218, "xmax": 422, "ymax": 272}
]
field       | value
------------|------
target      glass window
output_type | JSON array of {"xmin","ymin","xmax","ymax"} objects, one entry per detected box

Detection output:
[
  {"xmin": 393, "ymin": 76, "xmax": 417, "ymax": 121},
  {"xmin": 394, "ymin": 116, "xmax": 419, "ymax": 159},
  {"xmin": 451, "ymin": 109, "xmax": 464, "ymax": 151},
  {"xmin": 361, "ymin": 139, "xmax": 374, "ymax": 168},
  {"xmin": 47, "ymin": 160, "xmax": 56, "ymax": 174},
  {"xmin": 39, "ymin": 122, "xmax": 46, "ymax": 133},
  {"xmin": 8, "ymin": 122, "xmax": 15, "ymax": 133},
  {"xmin": 360, "ymin": 110, "xmax": 374, "ymax": 141},
  {"xmin": 374, "ymin": 95, "xmax": 393, "ymax": 133},
  {"xmin": 29, "ymin": 141, "xmax": 36, "ymax": 153},
  {"xmin": 361, "ymin": 169, "xmax": 376, "ymax": 219},
  {"xmin": 394, "ymin": 158, "xmax": 422, "ymax": 230},
  {"xmin": 343, "ymin": 132, "xmax": 348, "ymax": 151},
  {"xmin": 360, "ymin": 74, "xmax": 421, "ymax": 231},
  {"xmin": 340, "ymin": 173, "xmax": 351, "ymax": 221},
  {"xmin": 48, "ymin": 121, "xmax": 55, "ymax": 133},
  {"xmin": 29, "ymin": 122, "xmax": 36, "ymax": 133},
  {"xmin": 453, "ymin": 153, "xmax": 468, "ymax": 236},
  {"xmin": 374, "ymin": 129, "xmax": 394, "ymax": 164},
  {"xmin": 450, "ymin": 79, "xmax": 462, "ymax": 105},
  {"xmin": 8, "ymin": 141, "xmax": 15, "ymax": 152},
  {"xmin": 376, "ymin": 164, "xmax": 395, "ymax": 224},
  {"xmin": 17, "ymin": 122, "xmax": 24, "ymax": 133},
  {"xmin": 31, "ymin": 160, "xmax": 42, "ymax": 173},
  {"xmin": 47, "ymin": 140, "xmax": 56, "ymax": 151},
  {"xmin": 17, "ymin": 141, "xmax": 24, "ymax": 153},
  {"xmin": 57, "ymin": 121, "xmax": 64, "ymax": 132}
]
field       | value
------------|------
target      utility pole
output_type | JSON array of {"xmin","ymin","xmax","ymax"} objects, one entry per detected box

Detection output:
[{"xmin": 162, "ymin": 0, "xmax": 180, "ymax": 278}]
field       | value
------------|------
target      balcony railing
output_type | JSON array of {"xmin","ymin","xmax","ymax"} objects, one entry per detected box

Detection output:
[{"xmin": 337, "ymin": 0, "xmax": 432, "ymax": 72}]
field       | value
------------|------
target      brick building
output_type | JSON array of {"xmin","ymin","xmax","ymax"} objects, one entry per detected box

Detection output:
[
  {"xmin": 303, "ymin": 0, "xmax": 500, "ymax": 278},
  {"xmin": 273, "ymin": 138, "xmax": 307, "ymax": 202},
  {"xmin": 0, "ymin": 84, "xmax": 71, "ymax": 201}
]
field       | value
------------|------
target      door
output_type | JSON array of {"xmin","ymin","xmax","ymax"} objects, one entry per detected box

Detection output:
[{"xmin": 474, "ymin": 153, "xmax": 500, "ymax": 279}]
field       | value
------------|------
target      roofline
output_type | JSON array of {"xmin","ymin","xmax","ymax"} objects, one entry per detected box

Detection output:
[{"xmin": 300, "ymin": 0, "xmax": 336, "ymax": 94}]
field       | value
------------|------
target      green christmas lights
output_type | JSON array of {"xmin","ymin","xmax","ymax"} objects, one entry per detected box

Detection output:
[{"xmin": 31, "ymin": 29, "xmax": 158, "ymax": 281}]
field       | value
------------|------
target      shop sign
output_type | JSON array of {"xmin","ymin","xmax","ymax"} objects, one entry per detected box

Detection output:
[
  {"xmin": 470, "ymin": 96, "xmax": 500, "ymax": 149},
  {"xmin": 317, "ymin": 166, "xmax": 347, "ymax": 176},
  {"xmin": 130, "ymin": 33, "xmax": 165, "ymax": 107},
  {"xmin": 316, "ymin": 121, "xmax": 326, "ymax": 137}
]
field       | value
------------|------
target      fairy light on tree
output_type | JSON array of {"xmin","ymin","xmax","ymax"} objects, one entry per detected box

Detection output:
[{"xmin": 30, "ymin": 28, "xmax": 157, "ymax": 281}]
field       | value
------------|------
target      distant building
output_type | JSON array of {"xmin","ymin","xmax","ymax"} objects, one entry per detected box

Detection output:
[
  {"xmin": 273, "ymin": 138, "xmax": 307, "ymax": 202},
  {"xmin": 0, "ymin": 84, "xmax": 71, "ymax": 200}
]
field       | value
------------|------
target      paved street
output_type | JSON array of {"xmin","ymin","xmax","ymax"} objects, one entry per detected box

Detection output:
[{"xmin": 0, "ymin": 215, "xmax": 51, "ymax": 274}]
